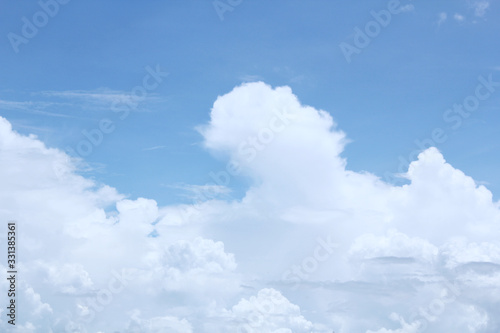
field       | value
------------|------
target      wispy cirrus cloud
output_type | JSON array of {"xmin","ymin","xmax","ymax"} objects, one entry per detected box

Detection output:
[
  {"xmin": 239, "ymin": 74, "xmax": 265, "ymax": 83},
  {"xmin": 0, "ymin": 99, "xmax": 74, "ymax": 118},
  {"xmin": 0, "ymin": 88, "xmax": 165, "ymax": 120},
  {"xmin": 40, "ymin": 89, "xmax": 133, "ymax": 105},
  {"xmin": 168, "ymin": 183, "xmax": 232, "ymax": 202},
  {"xmin": 39, "ymin": 89, "xmax": 165, "ymax": 112},
  {"xmin": 0, "ymin": 99, "xmax": 57, "ymax": 111},
  {"xmin": 142, "ymin": 145, "xmax": 167, "ymax": 151}
]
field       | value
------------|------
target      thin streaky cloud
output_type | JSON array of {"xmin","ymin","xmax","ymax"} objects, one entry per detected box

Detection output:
[
  {"xmin": 0, "ymin": 100, "xmax": 76, "ymax": 118},
  {"xmin": 31, "ymin": 110, "xmax": 75, "ymax": 118},
  {"xmin": 10, "ymin": 122, "xmax": 54, "ymax": 133},
  {"xmin": 239, "ymin": 74, "xmax": 265, "ymax": 83},
  {"xmin": 40, "ymin": 89, "xmax": 133, "ymax": 104},
  {"xmin": 142, "ymin": 145, "xmax": 167, "ymax": 151},
  {"xmin": 0, "ymin": 99, "xmax": 58, "ymax": 110},
  {"xmin": 41, "ymin": 89, "xmax": 165, "ymax": 102},
  {"xmin": 168, "ymin": 183, "xmax": 232, "ymax": 202}
]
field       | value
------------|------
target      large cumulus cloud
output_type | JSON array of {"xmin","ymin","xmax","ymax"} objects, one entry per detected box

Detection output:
[{"xmin": 1, "ymin": 82, "xmax": 499, "ymax": 332}]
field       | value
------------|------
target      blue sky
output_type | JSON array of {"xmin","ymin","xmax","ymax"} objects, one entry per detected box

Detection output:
[
  {"xmin": 2, "ymin": 1, "xmax": 500, "ymax": 332},
  {"xmin": 2, "ymin": 0, "xmax": 500, "ymax": 204}
]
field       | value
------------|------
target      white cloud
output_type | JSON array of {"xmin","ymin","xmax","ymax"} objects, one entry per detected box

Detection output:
[
  {"xmin": 42, "ymin": 262, "xmax": 94, "ymax": 294},
  {"xmin": 0, "ymin": 99, "xmax": 56, "ymax": 111},
  {"xmin": 472, "ymin": 0, "xmax": 490, "ymax": 17},
  {"xmin": 217, "ymin": 288, "xmax": 329, "ymax": 332},
  {"xmin": 125, "ymin": 312, "xmax": 193, "ymax": 333},
  {"xmin": 157, "ymin": 237, "xmax": 237, "ymax": 279},
  {"xmin": 349, "ymin": 229, "xmax": 438, "ymax": 263},
  {"xmin": 14, "ymin": 322, "xmax": 37, "ymax": 333},
  {"xmin": 440, "ymin": 239, "xmax": 500, "ymax": 269},
  {"xmin": 463, "ymin": 305, "xmax": 489, "ymax": 332},
  {"xmin": 116, "ymin": 197, "xmax": 158, "ymax": 235},
  {"xmin": 367, "ymin": 313, "xmax": 421, "ymax": 333},
  {"xmin": 2, "ymin": 81, "xmax": 500, "ymax": 331},
  {"xmin": 142, "ymin": 145, "xmax": 167, "ymax": 151},
  {"xmin": 40, "ymin": 89, "xmax": 142, "ymax": 106},
  {"xmin": 0, "ymin": 99, "xmax": 72, "ymax": 118},
  {"xmin": 24, "ymin": 287, "xmax": 53, "ymax": 316},
  {"xmin": 454, "ymin": 13, "xmax": 465, "ymax": 22},
  {"xmin": 438, "ymin": 12, "xmax": 448, "ymax": 25},
  {"xmin": 0, "ymin": 88, "xmax": 164, "ymax": 120},
  {"xmin": 0, "ymin": 116, "xmax": 237, "ymax": 331},
  {"xmin": 239, "ymin": 74, "xmax": 265, "ymax": 82},
  {"xmin": 399, "ymin": 4, "xmax": 415, "ymax": 13},
  {"xmin": 170, "ymin": 183, "xmax": 232, "ymax": 202}
]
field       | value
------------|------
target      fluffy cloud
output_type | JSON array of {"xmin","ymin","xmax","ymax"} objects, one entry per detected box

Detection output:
[
  {"xmin": 367, "ymin": 313, "xmax": 421, "ymax": 333},
  {"xmin": 1, "ymin": 81, "xmax": 500, "ymax": 332},
  {"xmin": 349, "ymin": 229, "xmax": 439, "ymax": 263},
  {"xmin": 137, "ymin": 237, "xmax": 240, "ymax": 296},
  {"xmin": 0, "ymin": 116, "xmax": 238, "ymax": 331},
  {"xmin": 214, "ymin": 288, "xmax": 328, "ymax": 332},
  {"xmin": 440, "ymin": 240, "xmax": 500, "ymax": 269},
  {"xmin": 124, "ymin": 311, "xmax": 193, "ymax": 333}
]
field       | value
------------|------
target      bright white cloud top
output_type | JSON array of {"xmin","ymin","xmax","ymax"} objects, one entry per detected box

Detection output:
[{"xmin": 1, "ymin": 82, "xmax": 500, "ymax": 332}]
